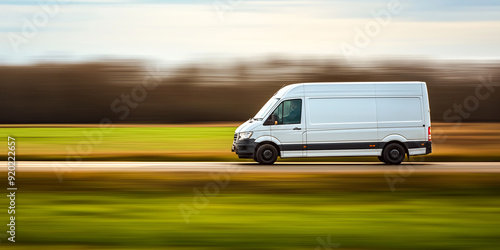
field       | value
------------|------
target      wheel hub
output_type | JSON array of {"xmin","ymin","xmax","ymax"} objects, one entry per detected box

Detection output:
[
  {"xmin": 389, "ymin": 149, "xmax": 400, "ymax": 159},
  {"xmin": 263, "ymin": 149, "xmax": 273, "ymax": 159}
]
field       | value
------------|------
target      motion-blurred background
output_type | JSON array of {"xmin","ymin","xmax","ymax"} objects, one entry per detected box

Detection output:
[
  {"xmin": 1, "ymin": 1, "xmax": 500, "ymax": 249},
  {"xmin": 1, "ymin": 59, "xmax": 499, "ymax": 161},
  {"xmin": 1, "ymin": 0, "xmax": 500, "ymax": 161},
  {"xmin": 1, "ymin": 59, "xmax": 500, "ymax": 124}
]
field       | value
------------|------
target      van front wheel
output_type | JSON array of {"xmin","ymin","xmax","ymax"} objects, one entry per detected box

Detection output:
[
  {"xmin": 382, "ymin": 143, "xmax": 406, "ymax": 165},
  {"xmin": 255, "ymin": 144, "xmax": 278, "ymax": 165}
]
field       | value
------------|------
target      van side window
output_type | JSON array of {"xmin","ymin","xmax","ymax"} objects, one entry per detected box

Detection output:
[
  {"xmin": 266, "ymin": 99, "xmax": 302, "ymax": 125},
  {"xmin": 283, "ymin": 99, "xmax": 302, "ymax": 124}
]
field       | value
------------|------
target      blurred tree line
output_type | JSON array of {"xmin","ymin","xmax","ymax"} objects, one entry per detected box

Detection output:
[{"xmin": 1, "ymin": 58, "xmax": 499, "ymax": 124}]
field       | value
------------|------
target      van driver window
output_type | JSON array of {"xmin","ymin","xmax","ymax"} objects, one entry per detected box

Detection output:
[
  {"xmin": 283, "ymin": 99, "xmax": 301, "ymax": 124},
  {"xmin": 269, "ymin": 99, "xmax": 302, "ymax": 125}
]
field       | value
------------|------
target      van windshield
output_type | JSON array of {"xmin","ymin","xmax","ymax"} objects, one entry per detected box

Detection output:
[{"xmin": 254, "ymin": 98, "xmax": 279, "ymax": 119}]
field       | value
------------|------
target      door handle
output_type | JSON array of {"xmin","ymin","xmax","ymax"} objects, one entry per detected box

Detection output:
[{"xmin": 293, "ymin": 127, "xmax": 301, "ymax": 130}]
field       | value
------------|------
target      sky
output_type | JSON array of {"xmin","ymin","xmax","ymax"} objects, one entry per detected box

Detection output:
[{"xmin": 1, "ymin": 0, "xmax": 500, "ymax": 64}]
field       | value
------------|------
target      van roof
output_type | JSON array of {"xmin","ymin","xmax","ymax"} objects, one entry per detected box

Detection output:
[
  {"xmin": 275, "ymin": 81, "xmax": 426, "ymax": 99},
  {"xmin": 297, "ymin": 81, "xmax": 424, "ymax": 85}
]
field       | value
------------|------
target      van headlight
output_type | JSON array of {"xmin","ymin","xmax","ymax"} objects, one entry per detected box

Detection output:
[{"xmin": 238, "ymin": 132, "xmax": 253, "ymax": 140}]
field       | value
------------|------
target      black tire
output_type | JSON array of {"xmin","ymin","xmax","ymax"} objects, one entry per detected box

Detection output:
[
  {"xmin": 382, "ymin": 143, "xmax": 406, "ymax": 165},
  {"xmin": 377, "ymin": 156, "xmax": 386, "ymax": 163},
  {"xmin": 255, "ymin": 144, "xmax": 278, "ymax": 165}
]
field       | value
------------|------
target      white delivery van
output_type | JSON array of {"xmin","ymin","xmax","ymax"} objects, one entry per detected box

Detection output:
[{"xmin": 231, "ymin": 82, "xmax": 432, "ymax": 164}]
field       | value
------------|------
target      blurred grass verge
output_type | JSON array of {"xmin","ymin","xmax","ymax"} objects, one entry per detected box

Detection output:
[
  {"xmin": 1, "ymin": 171, "xmax": 499, "ymax": 249},
  {"xmin": 0, "ymin": 122, "xmax": 499, "ymax": 162}
]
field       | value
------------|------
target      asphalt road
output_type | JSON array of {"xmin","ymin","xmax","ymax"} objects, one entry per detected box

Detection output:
[{"xmin": 5, "ymin": 161, "xmax": 500, "ymax": 173}]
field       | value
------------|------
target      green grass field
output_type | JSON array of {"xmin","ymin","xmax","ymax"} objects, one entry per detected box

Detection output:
[
  {"xmin": 1, "ymin": 123, "xmax": 500, "ymax": 161},
  {"xmin": 2, "ymin": 171, "xmax": 500, "ymax": 249},
  {"xmin": 1, "ymin": 126, "xmax": 236, "ymax": 161}
]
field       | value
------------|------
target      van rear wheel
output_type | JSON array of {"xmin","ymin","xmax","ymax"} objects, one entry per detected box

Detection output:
[
  {"xmin": 382, "ymin": 143, "xmax": 406, "ymax": 165},
  {"xmin": 255, "ymin": 144, "xmax": 278, "ymax": 165}
]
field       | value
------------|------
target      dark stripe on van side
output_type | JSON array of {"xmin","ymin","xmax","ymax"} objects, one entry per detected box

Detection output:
[
  {"xmin": 281, "ymin": 141, "xmax": 429, "ymax": 151},
  {"xmin": 380, "ymin": 141, "xmax": 430, "ymax": 149},
  {"xmin": 307, "ymin": 142, "xmax": 379, "ymax": 150},
  {"xmin": 281, "ymin": 144, "xmax": 304, "ymax": 151},
  {"xmin": 404, "ymin": 141, "xmax": 430, "ymax": 149}
]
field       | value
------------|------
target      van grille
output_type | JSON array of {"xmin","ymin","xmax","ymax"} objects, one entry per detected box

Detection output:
[{"xmin": 234, "ymin": 133, "xmax": 238, "ymax": 142}]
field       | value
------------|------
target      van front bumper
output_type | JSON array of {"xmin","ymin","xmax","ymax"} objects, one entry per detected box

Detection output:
[{"xmin": 231, "ymin": 139, "xmax": 256, "ymax": 159}]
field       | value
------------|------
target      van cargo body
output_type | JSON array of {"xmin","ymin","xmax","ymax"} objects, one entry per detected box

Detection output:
[{"xmin": 232, "ymin": 82, "xmax": 432, "ymax": 164}]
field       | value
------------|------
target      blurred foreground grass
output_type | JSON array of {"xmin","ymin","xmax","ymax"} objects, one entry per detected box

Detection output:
[
  {"xmin": 2, "ymin": 171, "xmax": 500, "ymax": 249},
  {"xmin": 0, "ymin": 122, "xmax": 499, "ymax": 161}
]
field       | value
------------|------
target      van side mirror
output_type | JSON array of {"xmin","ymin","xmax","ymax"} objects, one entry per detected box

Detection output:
[
  {"xmin": 264, "ymin": 116, "xmax": 273, "ymax": 125},
  {"xmin": 264, "ymin": 115, "xmax": 277, "ymax": 126}
]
